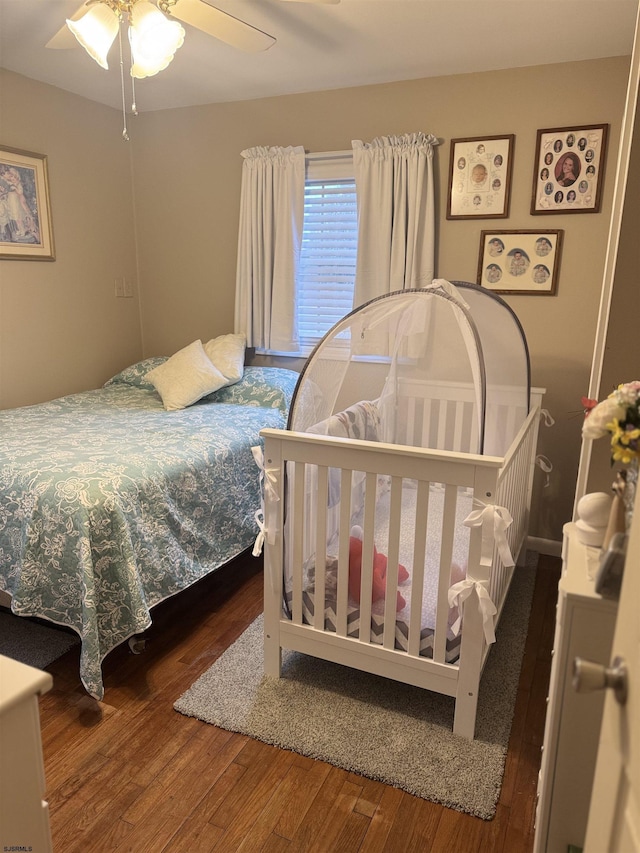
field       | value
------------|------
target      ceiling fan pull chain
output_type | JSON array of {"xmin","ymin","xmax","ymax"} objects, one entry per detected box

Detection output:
[
  {"xmin": 131, "ymin": 77, "xmax": 138, "ymax": 117},
  {"xmin": 118, "ymin": 19, "xmax": 130, "ymax": 141},
  {"xmin": 126, "ymin": 8, "xmax": 139, "ymax": 118}
]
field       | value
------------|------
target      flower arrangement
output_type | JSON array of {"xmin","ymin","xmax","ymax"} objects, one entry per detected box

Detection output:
[{"xmin": 582, "ymin": 381, "xmax": 640, "ymax": 465}]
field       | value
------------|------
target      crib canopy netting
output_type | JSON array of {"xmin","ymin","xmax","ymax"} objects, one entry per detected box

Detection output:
[
  {"xmin": 287, "ymin": 280, "xmax": 531, "ymax": 457},
  {"xmin": 260, "ymin": 280, "xmax": 541, "ymax": 740}
]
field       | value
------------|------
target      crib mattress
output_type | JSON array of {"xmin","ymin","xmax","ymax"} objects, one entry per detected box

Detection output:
[
  {"xmin": 285, "ymin": 586, "xmax": 463, "ymax": 662},
  {"xmin": 286, "ymin": 482, "xmax": 474, "ymax": 663}
]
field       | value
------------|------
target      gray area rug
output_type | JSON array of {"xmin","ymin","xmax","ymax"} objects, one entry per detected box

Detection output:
[
  {"xmin": 0, "ymin": 609, "xmax": 80, "ymax": 670},
  {"xmin": 175, "ymin": 552, "xmax": 538, "ymax": 820}
]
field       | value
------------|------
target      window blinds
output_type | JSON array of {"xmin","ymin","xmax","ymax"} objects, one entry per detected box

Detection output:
[{"xmin": 297, "ymin": 156, "xmax": 357, "ymax": 349}]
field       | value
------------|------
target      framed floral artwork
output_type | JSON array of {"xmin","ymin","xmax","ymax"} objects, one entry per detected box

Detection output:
[
  {"xmin": 447, "ymin": 134, "xmax": 514, "ymax": 219},
  {"xmin": 477, "ymin": 229, "xmax": 564, "ymax": 295},
  {"xmin": 531, "ymin": 124, "xmax": 609, "ymax": 214},
  {"xmin": 0, "ymin": 146, "xmax": 55, "ymax": 260}
]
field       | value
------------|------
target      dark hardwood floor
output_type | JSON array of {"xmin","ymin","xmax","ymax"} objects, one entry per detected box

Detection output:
[{"xmin": 38, "ymin": 551, "xmax": 561, "ymax": 852}]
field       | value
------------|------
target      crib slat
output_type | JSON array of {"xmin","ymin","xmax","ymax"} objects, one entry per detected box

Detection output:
[
  {"xmin": 436, "ymin": 400, "xmax": 448, "ymax": 448},
  {"xmin": 382, "ymin": 475, "xmax": 403, "ymax": 650},
  {"xmin": 460, "ymin": 402, "xmax": 472, "ymax": 453},
  {"xmin": 489, "ymin": 406, "xmax": 504, "ymax": 456},
  {"xmin": 408, "ymin": 479, "xmax": 430, "ymax": 657},
  {"xmin": 453, "ymin": 400, "xmax": 465, "ymax": 451},
  {"xmin": 302, "ymin": 463, "xmax": 316, "ymax": 607},
  {"xmin": 406, "ymin": 397, "xmax": 417, "ymax": 445},
  {"xmin": 313, "ymin": 465, "xmax": 329, "ymax": 630},
  {"xmin": 434, "ymin": 484, "xmax": 458, "ymax": 663},
  {"xmin": 470, "ymin": 406, "xmax": 480, "ymax": 453},
  {"xmin": 421, "ymin": 399, "xmax": 433, "ymax": 447},
  {"xmin": 336, "ymin": 469, "xmax": 353, "ymax": 637},
  {"xmin": 505, "ymin": 405, "xmax": 518, "ymax": 454},
  {"xmin": 291, "ymin": 462, "xmax": 306, "ymax": 626},
  {"xmin": 358, "ymin": 472, "xmax": 378, "ymax": 643},
  {"xmin": 508, "ymin": 449, "xmax": 520, "ymax": 544}
]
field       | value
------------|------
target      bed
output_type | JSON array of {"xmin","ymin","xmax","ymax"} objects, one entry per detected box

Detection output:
[
  {"xmin": 0, "ymin": 360, "xmax": 299, "ymax": 700},
  {"xmin": 257, "ymin": 282, "xmax": 544, "ymax": 740}
]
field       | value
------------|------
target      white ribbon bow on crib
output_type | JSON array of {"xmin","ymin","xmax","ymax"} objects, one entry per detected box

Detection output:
[
  {"xmin": 535, "ymin": 454, "xmax": 553, "ymax": 489},
  {"xmin": 540, "ymin": 408, "xmax": 555, "ymax": 427},
  {"xmin": 252, "ymin": 445, "xmax": 279, "ymax": 503},
  {"xmin": 252, "ymin": 509, "xmax": 267, "ymax": 558},
  {"xmin": 449, "ymin": 500, "xmax": 514, "ymax": 645},
  {"xmin": 463, "ymin": 500, "xmax": 515, "ymax": 569},
  {"xmin": 448, "ymin": 579, "xmax": 498, "ymax": 645},
  {"xmin": 251, "ymin": 445, "xmax": 280, "ymax": 556}
]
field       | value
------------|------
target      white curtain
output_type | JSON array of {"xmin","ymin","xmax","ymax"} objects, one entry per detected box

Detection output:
[
  {"xmin": 352, "ymin": 132, "xmax": 439, "ymax": 308},
  {"xmin": 234, "ymin": 145, "xmax": 305, "ymax": 352}
]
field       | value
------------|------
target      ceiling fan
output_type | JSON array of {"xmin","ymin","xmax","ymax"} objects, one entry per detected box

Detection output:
[
  {"xmin": 46, "ymin": 0, "xmax": 341, "ymax": 59},
  {"xmin": 46, "ymin": 0, "xmax": 341, "ymax": 138}
]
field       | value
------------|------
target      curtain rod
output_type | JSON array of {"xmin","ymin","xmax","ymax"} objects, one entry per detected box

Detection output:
[{"xmin": 305, "ymin": 150, "xmax": 352, "ymax": 160}]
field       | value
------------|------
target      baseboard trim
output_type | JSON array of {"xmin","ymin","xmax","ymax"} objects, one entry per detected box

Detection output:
[{"xmin": 527, "ymin": 536, "xmax": 563, "ymax": 558}]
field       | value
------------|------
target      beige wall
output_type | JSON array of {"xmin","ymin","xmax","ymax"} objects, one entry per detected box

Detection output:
[
  {"xmin": 0, "ymin": 56, "xmax": 632, "ymax": 541},
  {"xmin": 588, "ymin": 87, "xmax": 640, "ymax": 494},
  {"xmin": 0, "ymin": 70, "xmax": 143, "ymax": 408},
  {"xmin": 131, "ymin": 56, "xmax": 630, "ymax": 541}
]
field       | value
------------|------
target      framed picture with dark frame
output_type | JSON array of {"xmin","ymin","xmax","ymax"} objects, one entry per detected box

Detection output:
[
  {"xmin": 0, "ymin": 145, "xmax": 55, "ymax": 261},
  {"xmin": 477, "ymin": 229, "xmax": 564, "ymax": 295},
  {"xmin": 531, "ymin": 124, "xmax": 609, "ymax": 214},
  {"xmin": 447, "ymin": 134, "xmax": 515, "ymax": 219}
]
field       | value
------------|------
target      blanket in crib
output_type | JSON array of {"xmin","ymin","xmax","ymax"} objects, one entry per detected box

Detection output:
[{"xmin": 306, "ymin": 399, "xmax": 380, "ymax": 442}]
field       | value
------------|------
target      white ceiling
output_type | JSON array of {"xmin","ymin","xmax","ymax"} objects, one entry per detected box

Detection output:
[{"xmin": 0, "ymin": 0, "xmax": 637, "ymax": 113}]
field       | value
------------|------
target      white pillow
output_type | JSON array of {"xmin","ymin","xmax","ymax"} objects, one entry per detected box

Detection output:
[
  {"xmin": 203, "ymin": 333, "xmax": 246, "ymax": 387},
  {"xmin": 146, "ymin": 340, "xmax": 228, "ymax": 411}
]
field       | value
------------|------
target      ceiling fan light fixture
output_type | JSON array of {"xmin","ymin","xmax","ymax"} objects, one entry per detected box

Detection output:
[
  {"xmin": 128, "ymin": 41, "xmax": 176, "ymax": 78},
  {"xmin": 129, "ymin": 1, "xmax": 185, "ymax": 78},
  {"xmin": 66, "ymin": 4, "xmax": 120, "ymax": 70}
]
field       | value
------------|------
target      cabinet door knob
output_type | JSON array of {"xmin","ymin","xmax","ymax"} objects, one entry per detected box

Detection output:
[{"xmin": 572, "ymin": 656, "xmax": 628, "ymax": 705}]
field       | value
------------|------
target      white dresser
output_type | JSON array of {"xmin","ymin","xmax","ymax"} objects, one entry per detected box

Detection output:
[
  {"xmin": 0, "ymin": 655, "xmax": 53, "ymax": 853},
  {"xmin": 533, "ymin": 522, "xmax": 618, "ymax": 853}
]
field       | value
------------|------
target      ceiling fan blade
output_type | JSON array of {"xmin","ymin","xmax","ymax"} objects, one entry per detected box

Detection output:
[
  {"xmin": 169, "ymin": 0, "xmax": 276, "ymax": 53},
  {"xmin": 279, "ymin": 0, "xmax": 340, "ymax": 4},
  {"xmin": 46, "ymin": 1, "xmax": 92, "ymax": 49}
]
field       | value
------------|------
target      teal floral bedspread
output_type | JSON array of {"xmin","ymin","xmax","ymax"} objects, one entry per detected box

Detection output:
[{"xmin": 0, "ymin": 364, "xmax": 298, "ymax": 700}]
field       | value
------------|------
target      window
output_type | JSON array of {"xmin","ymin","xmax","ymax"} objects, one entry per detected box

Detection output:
[{"xmin": 296, "ymin": 153, "xmax": 357, "ymax": 352}]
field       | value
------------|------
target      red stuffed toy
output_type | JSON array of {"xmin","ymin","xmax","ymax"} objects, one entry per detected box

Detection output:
[{"xmin": 347, "ymin": 527, "xmax": 408, "ymax": 611}]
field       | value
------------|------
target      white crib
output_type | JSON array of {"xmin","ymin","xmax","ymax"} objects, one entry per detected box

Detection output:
[
  {"xmin": 259, "ymin": 386, "xmax": 542, "ymax": 740},
  {"xmin": 256, "ymin": 282, "xmax": 544, "ymax": 740}
]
